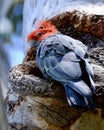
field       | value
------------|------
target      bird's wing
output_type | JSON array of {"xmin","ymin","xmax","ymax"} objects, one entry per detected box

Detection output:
[
  {"xmin": 36, "ymin": 35, "xmax": 95, "ymax": 108},
  {"xmin": 36, "ymin": 35, "xmax": 87, "ymax": 82}
]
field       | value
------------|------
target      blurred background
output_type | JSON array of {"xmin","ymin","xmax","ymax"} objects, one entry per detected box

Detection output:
[
  {"xmin": 0, "ymin": 1, "xmax": 24, "ymax": 128},
  {"xmin": 0, "ymin": 0, "xmax": 24, "ymax": 98}
]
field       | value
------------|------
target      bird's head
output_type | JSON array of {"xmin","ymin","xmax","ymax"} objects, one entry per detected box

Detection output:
[{"xmin": 27, "ymin": 21, "xmax": 58, "ymax": 43}]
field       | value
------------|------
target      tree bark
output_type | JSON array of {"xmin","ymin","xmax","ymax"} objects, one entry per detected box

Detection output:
[
  {"xmin": 49, "ymin": 10, "xmax": 104, "ymax": 41},
  {"xmin": 6, "ymin": 47, "xmax": 104, "ymax": 130}
]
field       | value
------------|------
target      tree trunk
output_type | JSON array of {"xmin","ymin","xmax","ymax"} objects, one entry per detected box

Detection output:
[
  {"xmin": 7, "ymin": 0, "xmax": 104, "ymax": 130},
  {"xmin": 7, "ymin": 47, "xmax": 104, "ymax": 130}
]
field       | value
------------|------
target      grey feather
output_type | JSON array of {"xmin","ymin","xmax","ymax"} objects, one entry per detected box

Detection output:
[{"xmin": 36, "ymin": 34, "xmax": 95, "ymax": 108}]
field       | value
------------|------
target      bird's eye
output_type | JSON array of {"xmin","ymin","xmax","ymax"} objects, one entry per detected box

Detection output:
[
  {"xmin": 37, "ymin": 32, "xmax": 42, "ymax": 37},
  {"xmin": 39, "ymin": 26, "xmax": 44, "ymax": 29}
]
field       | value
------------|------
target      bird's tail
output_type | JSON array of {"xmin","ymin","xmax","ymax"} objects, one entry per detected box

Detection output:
[{"xmin": 64, "ymin": 80, "xmax": 94, "ymax": 109}]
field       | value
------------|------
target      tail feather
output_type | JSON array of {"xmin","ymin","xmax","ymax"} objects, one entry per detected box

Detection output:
[
  {"xmin": 65, "ymin": 80, "xmax": 92, "ymax": 97},
  {"xmin": 79, "ymin": 59, "xmax": 95, "ymax": 93},
  {"xmin": 89, "ymin": 75, "xmax": 96, "ymax": 94},
  {"xmin": 65, "ymin": 86, "xmax": 88, "ymax": 107},
  {"xmin": 64, "ymin": 81, "xmax": 94, "ymax": 109}
]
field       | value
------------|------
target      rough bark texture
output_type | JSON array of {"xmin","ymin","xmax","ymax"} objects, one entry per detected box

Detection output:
[
  {"xmin": 48, "ymin": 10, "xmax": 104, "ymax": 48},
  {"xmin": 7, "ymin": 47, "xmax": 104, "ymax": 130},
  {"xmin": 49, "ymin": 10, "xmax": 104, "ymax": 41},
  {"xmin": 7, "ymin": 4, "xmax": 104, "ymax": 130}
]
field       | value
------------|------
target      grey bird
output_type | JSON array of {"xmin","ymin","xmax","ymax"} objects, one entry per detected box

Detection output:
[{"xmin": 27, "ymin": 21, "xmax": 95, "ymax": 109}]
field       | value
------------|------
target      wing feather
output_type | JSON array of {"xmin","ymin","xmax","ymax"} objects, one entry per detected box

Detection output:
[{"xmin": 36, "ymin": 34, "xmax": 95, "ymax": 108}]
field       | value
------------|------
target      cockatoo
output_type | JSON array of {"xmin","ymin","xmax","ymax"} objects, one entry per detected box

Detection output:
[{"xmin": 27, "ymin": 21, "xmax": 95, "ymax": 108}]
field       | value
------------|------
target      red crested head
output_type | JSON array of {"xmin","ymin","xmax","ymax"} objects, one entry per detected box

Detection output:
[{"xmin": 27, "ymin": 21, "xmax": 57, "ymax": 42}]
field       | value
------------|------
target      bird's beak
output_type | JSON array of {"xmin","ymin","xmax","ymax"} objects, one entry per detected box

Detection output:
[
  {"xmin": 29, "ymin": 40, "xmax": 37, "ymax": 47},
  {"xmin": 27, "ymin": 34, "xmax": 35, "ymax": 45},
  {"xmin": 27, "ymin": 31, "xmax": 36, "ymax": 43},
  {"xmin": 27, "ymin": 34, "xmax": 32, "ymax": 43},
  {"xmin": 27, "ymin": 32, "xmax": 39, "ymax": 48}
]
